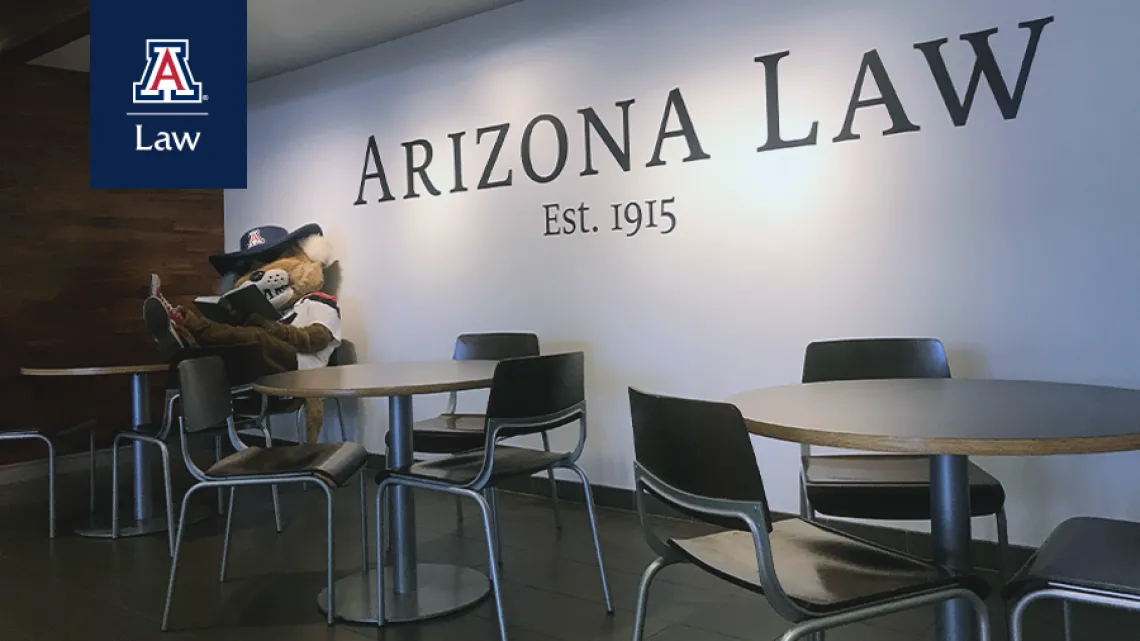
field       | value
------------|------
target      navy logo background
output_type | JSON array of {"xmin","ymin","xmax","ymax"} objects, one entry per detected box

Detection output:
[{"xmin": 90, "ymin": 0, "xmax": 247, "ymax": 189}]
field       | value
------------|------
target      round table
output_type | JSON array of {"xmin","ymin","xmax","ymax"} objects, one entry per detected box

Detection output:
[
  {"xmin": 253, "ymin": 359, "xmax": 497, "ymax": 625},
  {"xmin": 21, "ymin": 364, "xmax": 170, "ymax": 538},
  {"xmin": 728, "ymin": 378, "xmax": 1140, "ymax": 641}
]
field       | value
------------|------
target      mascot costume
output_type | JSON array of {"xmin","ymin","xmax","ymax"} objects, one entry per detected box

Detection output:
[{"xmin": 143, "ymin": 223, "xmax": 340, "ymax": 441}]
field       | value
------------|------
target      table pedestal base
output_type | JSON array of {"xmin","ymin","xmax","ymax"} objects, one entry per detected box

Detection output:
[
  {"xmin": 317, "ymin": 564, "xmax": 491, "ymax": 624},
  {"xmin": 75, "ymin": 505, "xmax": 211, "ymax": 539}
]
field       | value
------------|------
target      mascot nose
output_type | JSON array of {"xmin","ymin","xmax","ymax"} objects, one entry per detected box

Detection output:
[{"xmin": 248, "ymin": 270, "xmax": 265, "ymax": 283}]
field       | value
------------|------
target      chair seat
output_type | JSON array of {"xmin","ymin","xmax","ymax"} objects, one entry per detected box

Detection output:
[
  {"xmin": 1004, "ymin": 517, "xmax": 1140, "ymax": 600},
  {"xmin": 670, "ymin": 518, "xmax": 989, "ymax": 616},
  {"xmin": 382, "ymin": 445, "xmax": 565, "ymax": 486},
  {"xmin": 803, "ymin": 455, "xmax": 1005, "ymax": 519},
  {"xmin": 384, "ymin": 413, "xmax": 486, "ymax": 453},
  {"xmin": 207, "ymin": 442, "xmax": 368, "ymax": 487}
]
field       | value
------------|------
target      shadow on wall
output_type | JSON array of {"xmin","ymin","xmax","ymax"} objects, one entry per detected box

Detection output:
[{"xmin": 946, "ymin": 346, "xmax": 987, "ymax": 378}]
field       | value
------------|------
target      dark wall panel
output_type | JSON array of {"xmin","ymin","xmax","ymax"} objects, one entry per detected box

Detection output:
[{"xmin": 0, "ymin": 63, "xmax": 224, "ymax": 464}]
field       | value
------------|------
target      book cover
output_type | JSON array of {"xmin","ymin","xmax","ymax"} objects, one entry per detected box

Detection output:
[{"xmin": 194, "ymin": 283, "xmax": 282, "ymax": 325}]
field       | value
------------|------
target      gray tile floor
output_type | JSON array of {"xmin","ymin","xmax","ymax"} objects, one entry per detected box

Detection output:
[{"xmin": 0, "ymin": 464, "xmax": 1132, "ymax": 641}]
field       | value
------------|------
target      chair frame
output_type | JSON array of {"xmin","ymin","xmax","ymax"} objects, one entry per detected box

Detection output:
[
  {"xmin": 375, "ymin": 393, "xmax": 612, "ymax": 640},
  {"xmin": 111, "ymin": 386, "xmax": 285, "ymax": 557},
  {"xmin": 161, "ymin": 386, "xmax": 368, "ymax": 630},
  {"xmin": 424, "ymin": 333, "xmax": 564, "ymax": 533},
  {"xmin": 0, "ymin": 421, "xmax": 96, "ymax": 539},
  {"xmin": 1009, "ymin": 585, "xmax": 1131, "ymax": 641},
  {"xmin": 632, "ymin": 463, "xmax": 992, "ymax": 641},
  {"xmin": 796, "ymin": 338, "xmax": 1011, "ymax": 579}
]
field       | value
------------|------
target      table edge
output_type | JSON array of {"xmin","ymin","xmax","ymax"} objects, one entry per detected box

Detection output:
[
  {"xmin": 20, "ymin": 364, "xmax": 168, "ymax": 376},
  {"xmin": 741, "ymin": 416, "xmax": 1140, "ymax": 456},
  {"xmin": 251, "ymin": 377, "xmax": 494, "ymax": 398}
]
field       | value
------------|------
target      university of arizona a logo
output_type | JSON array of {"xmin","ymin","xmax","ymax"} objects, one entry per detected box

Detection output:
[
  {"xmin": 132, "ymin": 39, "xmax": 203, "ymax": 104},
  {"xmin": 246, "ymin": 229, "xmax": 265, "ymax": 247}
]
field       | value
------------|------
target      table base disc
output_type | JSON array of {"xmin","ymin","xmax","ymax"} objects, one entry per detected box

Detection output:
[
  {"xmin": 317, "ymin": 564, "xmax": 491, "ymax": 624},
  {"xmin": 75, "ymin": 505, "xmax": 212, "ymax": 538}
]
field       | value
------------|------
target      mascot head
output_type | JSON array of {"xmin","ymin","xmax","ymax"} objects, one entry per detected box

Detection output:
[{"xmin": 209, "ymin": 223, "xmax": 335, "ymax": 311}]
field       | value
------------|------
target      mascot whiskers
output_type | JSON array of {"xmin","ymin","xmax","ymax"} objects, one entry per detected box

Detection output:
[{"xmin": 144, "ymin": 223, "xmax": 341, "ymax": 441}]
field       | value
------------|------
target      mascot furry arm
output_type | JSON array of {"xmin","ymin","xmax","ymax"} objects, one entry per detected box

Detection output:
[{"xmin": 145, "ymin": 224, "xmax": 341, "ymax": 441}]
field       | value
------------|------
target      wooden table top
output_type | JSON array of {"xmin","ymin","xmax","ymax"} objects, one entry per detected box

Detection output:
[
  {"xmin": 252, "ymin": 360, "xmax": 497, "ymax": 398},
  {"xmin": 20, "ymin": 364, "xmax": 168, "ymax": 377},
  {"xmin": 728, "ymin": 378, "xmax": 1140, "ymax": 456}
]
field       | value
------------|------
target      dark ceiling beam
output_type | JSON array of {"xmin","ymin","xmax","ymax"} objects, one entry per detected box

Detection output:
[{"xmin": 0, "ymin": 1, "xmax": 88, "ymax": 64}]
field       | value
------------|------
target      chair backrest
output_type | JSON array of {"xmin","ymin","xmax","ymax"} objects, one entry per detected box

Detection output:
[
  {"xmin": 802, "ymin": 337, "xmax": 950, "ymax": 383},
  {"xmin": 166, "ymin": 343, "xmax": 268, "ymax": 388},
  {"xmin": 446, "ymin": 333, "xmax": 540, "ymax": 414},
  {"xmin": 177, "ymin": 356, "xmax": 235, "ymax": 433},
  {"xmin": 799, "ymin": 338, "xmax": 950, "ymax": 459},
  {"xmin": 453, "ymin": 332, "xmax": 540, "ymax": 361},
  {"xmin": 484, "ymin": 351, "xmax": 584, "ymax": 438},
  {"xmin": 628, "ymin": 387, "xmax": 771, "ymax": 529},
  {"xmin": 628, "ymin": 388, "xmax": 803, "ymax": 621}
]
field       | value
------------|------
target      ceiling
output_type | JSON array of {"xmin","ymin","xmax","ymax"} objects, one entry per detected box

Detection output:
[{"xmin": 26, "ymin": 0, "xmax": 519, "ymax": 81}]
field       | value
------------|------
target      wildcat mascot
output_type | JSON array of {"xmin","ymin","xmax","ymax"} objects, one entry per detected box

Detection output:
[{"xmin": 144, "ymin": 223, "xmax": 340, "ymax": 441}]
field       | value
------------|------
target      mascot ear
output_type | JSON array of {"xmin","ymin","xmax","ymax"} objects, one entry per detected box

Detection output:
[{"xmin": 299, "ymin": 234, "xmax": 335, "ymax": 266}]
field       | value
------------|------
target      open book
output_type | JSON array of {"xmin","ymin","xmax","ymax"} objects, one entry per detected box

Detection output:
[{"xmin": 193, "ymin": 283, "xmax": 283, "ymax": 325}]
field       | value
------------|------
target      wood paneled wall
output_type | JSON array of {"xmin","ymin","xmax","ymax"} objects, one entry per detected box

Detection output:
[{"xmin": 0, "ymin": 63, "xmax": 224, "ymax": 464}]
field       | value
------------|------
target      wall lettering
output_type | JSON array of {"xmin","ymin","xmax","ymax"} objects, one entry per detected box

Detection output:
[{"xmin": 353, "ymin": 16, "xmax": 1054, "ymax": 240}]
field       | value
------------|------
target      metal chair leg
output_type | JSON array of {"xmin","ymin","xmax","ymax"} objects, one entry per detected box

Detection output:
[
  {"xmin": 88, "ymin": 430, "xmax": 96, "ymax": 514},
  {"xmin": 296, "ymin": 409, "xmax": 310, "ymax": 492},
  {"xmin": 632, "ymin": 556, "xmax": 668, "ymax": 641},
  {"xmin": 359, "ymin": 471, "xmax": 368, "ymax": 572},
  {"xmin": 111, "ymin": 434, "xmax": 123, "ymax": 538},
  {"xmin": 162, "ymin": 484, "xmax": 205, "ymax": 631},
  {"xmin": 486, "ymin": 488, "xmax": 503, "ymax": 568},
  {"xmin": 382, "ymin": 488, "xmax": 391, "ymax": 554},
  {"xmin": 319, "ymin": 480, "xmax": 336, "ymax": 626},
  {"xmin": 996, "ymin": 507, "xmax": 1011, "ymax": 583},
  {"xmin": 798, "ymin": 473, "xmax": 815, "ymax": 521},
  {"xmin": 41, "ymin": 435, "xmax": 55, "ymax": 539},
  {"xmin": 220, "ymin": 488, "xmax": 236, "ymax": 582},
  {"xmin": 376, "ymin": 480, "xmax": 387, "ymax": 626},
  {"xmin": 473, "ymin": 490, "xmax": 509, "ymax": 641},
  {"xmin": 156, "ymin": 441, "xmax": 176, "ymax": 557},
  {"xmin": 540, "ymin": 432, "xmax": 563, "ymax": 531},
  {"xmin": 1062, "ymin": 601, "xmax": 1073, "ymax": 641},
  {"xmin": 566, "ymin": 463, "xmax": 613, "ymax": 612},
  {"xmin": 256, "ymin": 423, "xmax": 284, "ymax": 533},
  {"xmin": 214, "ymin": 436, "xmax": 225, "ymax": 515}
]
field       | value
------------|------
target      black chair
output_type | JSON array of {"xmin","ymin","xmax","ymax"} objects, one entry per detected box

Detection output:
[
  {"xmin": 374, "ymin": 352, "xmax": 612, "ymax": 641},
  {"xmin": 626, "ymin": 387, "xmax": 992, "ymax": 641},
  {"xmin": 161, "ymin": 355, "xmax": 369, "ymax": 630},
  {"xmin": 1005, "ymin": 517, "xmax": 1140, "ymax": 641},
  {"xmin": 798, "ymin": 338, "xmax": 1010, "ymax": 577},
  {"xmin": 385, "ymin": 332, "xmax": 562, "ymax": 531},
  {"xmin": 111, "ymin": 343, "xmax": 284, "ymax": 556},
  {"xmin": 0, "ymin": 419, "xmax": 97, "ymax": 538}
]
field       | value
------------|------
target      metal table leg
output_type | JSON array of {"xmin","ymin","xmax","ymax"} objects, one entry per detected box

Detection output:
[
  {"xmin": 318, "ymin": 394, "xmax": 491, "ymax": 623},
  {"xmin": 78, "ymin": 373, "xmax": 205, "ymax": 538},
  {"xmin": 931, "ymin": 455, "xmax": 975, "ymax": 641}
]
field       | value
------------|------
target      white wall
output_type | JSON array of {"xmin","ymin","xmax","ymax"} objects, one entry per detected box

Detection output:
[{"xmin": 226, "ymin": 0, "xmax": 1140, "ymax": 547}]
